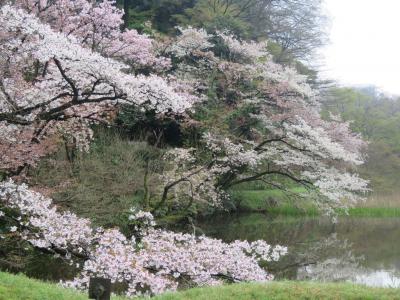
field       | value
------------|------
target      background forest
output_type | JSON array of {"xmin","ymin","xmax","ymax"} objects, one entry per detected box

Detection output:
[{"xmin": 325, "ymin": 87, "xmax": 400, "ymax": 193}]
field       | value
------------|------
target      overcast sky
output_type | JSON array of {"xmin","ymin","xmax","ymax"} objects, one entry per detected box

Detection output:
[{"xmin": 322, "ymin": 0, "xmax": 400, "ymax": 95}]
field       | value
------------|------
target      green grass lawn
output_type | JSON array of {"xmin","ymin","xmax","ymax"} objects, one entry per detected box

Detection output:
[
  {"xmin": 232, "ymin": 188, "xmax": 317, "ymax": 216},
  {"xmin": 233, "ymin": 189, "xmax": 400, "ymax": 217},
  {"xmin": 155, "ymin": 281, "xmax": 400, "ymax": 300},
  {"xmin": 1, "ymin": 272, "xmax": 400, "ymax": 300},
  {"xmin": 0, "ymin": 272, "xmax": 125, "ymax": 300},
  {"xmin": 340, "ymin": 207, "xmax": 400, "ymax": 217}
]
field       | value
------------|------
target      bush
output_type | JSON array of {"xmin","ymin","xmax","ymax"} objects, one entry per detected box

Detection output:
[{"xmin": 29, "ymin": 129, "xmax": 163, "ymax": 228}]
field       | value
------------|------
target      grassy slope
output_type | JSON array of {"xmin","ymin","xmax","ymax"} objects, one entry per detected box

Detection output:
[
  {"xmin": 234, "ymin": 190, "xmax": 400, "ymax": 217},
  {"xmin": 156, "ymin": 282, "xmax": 400, "ymax": 300},
  {"xmin": 0, "ymin": 272, "xmax": 126, "ymax": 300},
  {"xmin": 2, "ymin": 272, "xmax": 400, "ymax": 300},
  {"xmin": 232, "ymin": 189, "xmax": 318, "ymax": 216}
]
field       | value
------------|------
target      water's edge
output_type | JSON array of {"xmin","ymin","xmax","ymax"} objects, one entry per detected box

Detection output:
[{"xmin": 198, "ymin": 214, "xmax": 400, "ymax": 288}]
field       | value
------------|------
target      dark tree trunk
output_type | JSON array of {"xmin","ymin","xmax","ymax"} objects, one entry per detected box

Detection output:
[{"xmin": 122, "ymin": 0, "xmax": 132, "ymax": 29}]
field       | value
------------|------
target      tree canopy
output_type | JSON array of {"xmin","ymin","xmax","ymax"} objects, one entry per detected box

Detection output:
[
  {"xmin": 324, "ymin": 87, "xmax": 400, "ymax": 192},
  {"xmin": 122, "ymin": 0, "xmax": 328, "ymax": 63}
]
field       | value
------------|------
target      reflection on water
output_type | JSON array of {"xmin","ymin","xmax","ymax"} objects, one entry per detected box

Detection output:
[
  {"xmin": 355, "ymin": 271, "xmax": 400, "ymax": 288},
  {"xmin": 198, "ymin": 214, "xmax": 400, "ymax": 288}
]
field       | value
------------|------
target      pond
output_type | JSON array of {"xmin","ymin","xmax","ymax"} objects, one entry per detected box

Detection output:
[
  {"xmin": 198, "ymin": 214, "xmax": 400, "ymax": 288},
  {"xmin": 5, "ymin": 213, "xmax": 400, "ymax": 289}
]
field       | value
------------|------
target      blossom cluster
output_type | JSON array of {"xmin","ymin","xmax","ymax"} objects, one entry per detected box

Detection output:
[
  {"xmin": 17, "ymin": 0, "xmax": 168, "ymax": 70},
  {"xmin": 0, "ymin": 4, "xmax": 194, "ymax": 171},
  {"xmin": 0, "ymin": 5, "xmax": 191, "ymax": 114},
  {"xmin": 168, "ymin": 27, "xmax": 213, "ymax": 58},
  {"xmin": 127, "ymin": 207, "xmax": 156, "ymax": 236},
  {"xmin": 0, "ymin": 180, "xmax": 93, "ymax": 253},
  {"xmin": 160, "ymin": 148, "xmax": 225, "ymax": 207},
  {"xmin": 216, "ymin": 31, "xmax": 268, "ymax": 61},
  {"xmin": 159, "ymin": 26, "xmax": 369, "ymax": 212},
  {"xmin": 0, "ymin": 180, "xmax": 286, "ymax": 296}
]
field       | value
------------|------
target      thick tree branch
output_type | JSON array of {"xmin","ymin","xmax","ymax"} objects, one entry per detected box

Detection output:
[
  {"xmin": 53, "ymin": 58, "xmax": 79, "ymax": 102},
  {"xmin": 226, "ymin": 169, "xmax": 312, "ymax": 188}
]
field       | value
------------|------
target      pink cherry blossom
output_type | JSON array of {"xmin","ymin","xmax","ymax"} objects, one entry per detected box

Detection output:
[{"xmin": 0, "ymin": 180, "xmax": 286, "ymax": 296}]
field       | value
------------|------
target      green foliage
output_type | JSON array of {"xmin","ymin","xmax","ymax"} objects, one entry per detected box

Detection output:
[
  {"xmin": 125, "ymin": 8, "xmax": 154, "ymax": 33},
  {"xmin": 266, "ymin": 41, "xmax": 302, "ymax": 67},
  {"xmin": 119, "ymin": 0, "xmax": 196, "ymax": 33},
  {"xmin": 340, "ymin": 207, "xmax": 400, "ymax": 218},
  {"xmin": 231, "ymin": 188, "xmax": 316, "ymax": 215},
  {"xmin": 175, "ymin": 0, "xmax": 251, "ymax": 37},
  {"xmin": 116, "ymin": 105, "xmax": 184, "ymax": 147},
  {"xmin": 324, "ymin": 87, "xmax": 400, "ymax": 192},
  {"xmin": 225, "ymin": 104, "xmax": 262, "ymax": 138},
  {"xmin": 121, "ymin": 0, "xmax": 327, "ymax": 63},
  {"xmin": 29, "ymin": 129, "xmax": 163, "ymax": 228},
  {"xmin": 231, "ymin": 188, "xmax": 400, "ymax": 217}
]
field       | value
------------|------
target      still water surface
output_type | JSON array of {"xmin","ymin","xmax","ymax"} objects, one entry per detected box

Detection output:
[
  {"xmin": 198, "ymin": 214, "xmax": 400, "ymax": 288},
  {"xmin": 21, "ymin": 213, "xmax": 400, "ymax": 289}
]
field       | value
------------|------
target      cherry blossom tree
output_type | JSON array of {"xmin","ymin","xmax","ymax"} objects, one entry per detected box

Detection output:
[
  {"xmin": 0, "ymin": 4, "xmax": 193, "ymax": 174},
  {"xmin": 0, "ymin": 180, "xmax": 286, "ymax": 296},
  {"xmin": 157, "ymin": 27, "xmax": 369, "ymax": 213}
]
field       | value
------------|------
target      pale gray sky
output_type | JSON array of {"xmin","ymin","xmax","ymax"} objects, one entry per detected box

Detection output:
[{"xmin": 322, "ymin": 0, "xmax": 400, "ymax": 95}]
